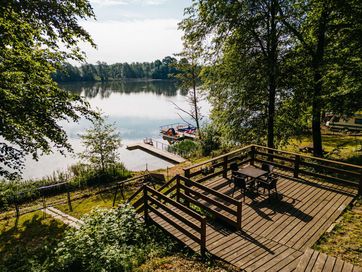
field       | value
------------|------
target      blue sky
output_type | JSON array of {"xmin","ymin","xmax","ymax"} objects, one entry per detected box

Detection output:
[{"xmin": 80, "ymin": 0, "xmax": 192, "ymax": 64}]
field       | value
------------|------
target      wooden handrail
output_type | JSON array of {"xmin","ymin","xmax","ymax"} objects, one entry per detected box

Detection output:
[
  {"xmin": 183, "ymin": 145, "xmax": 253, "ymax": 172},
  {"xmin": 144, "ymin": 185, "xmax": 207, "ymax": 257},
  {"xmin": 146, "ymin": 186, "xmax": 205, "ymax": 221},
  {"xmin": 253, "ymin": 144, "xmax": 362, "ymax": 170},
  {"xmin": 179, "ymin": 175, "xmax": 241, "ymax": 206}
]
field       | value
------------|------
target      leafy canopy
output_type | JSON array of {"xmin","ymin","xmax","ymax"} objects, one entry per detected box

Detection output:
[
  {"xmin": 78, "ymin": 117, "xmax": 122, "ymax": 172},
  {"xmin": 0, "ymin": 0, "xmax": 96, "ymax": 179}
]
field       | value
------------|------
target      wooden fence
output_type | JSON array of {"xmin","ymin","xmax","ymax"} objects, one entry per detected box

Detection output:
[{"xmin": 183, "ymin": 144, "xmax": 362, "ymax": 195}]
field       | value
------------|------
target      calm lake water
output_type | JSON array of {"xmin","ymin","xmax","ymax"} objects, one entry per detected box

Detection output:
[{"xmin": 22, "ymin": 80, "xmax": 210, "ymax": 180}]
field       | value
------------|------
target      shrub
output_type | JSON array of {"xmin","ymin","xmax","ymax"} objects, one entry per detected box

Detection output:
[
  {"xmin": 168, "ymin": 140, "xmax": 201, "ymax": 158},
  {"xmin": 200, "ymin": 124, "xmax": 221, "ymax": 156},
  {"xmin": 45, "ymin": 206, "xmax": 176, "ymax": 272}
]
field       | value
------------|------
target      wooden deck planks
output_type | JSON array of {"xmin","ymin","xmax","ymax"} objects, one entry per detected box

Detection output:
[
  {"xmin": 295, "ymin": 249, "xmax": 361, "ymax": 272},
  {"xmin": 148, "ymin": 173, "xmax": 358, "ymax": 272}
]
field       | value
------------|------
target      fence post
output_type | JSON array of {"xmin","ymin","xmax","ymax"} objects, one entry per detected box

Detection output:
[
  {"xmin": 294, "ymin": 155, "xmax": 301, "ymax": 178},
  {"xmin": 143, "ymin": 186, "xmax": 149, "ymax": 225},
  {"xmin": 176, "ymin": 175, "xmax": 180, "ymax": 203},
  {"xmin": 15, "ymin": 202, "xmax": 20, "ymax": 219},
  {"xmin": 112, "ymin": 186, "xmax": 118, "ymax": 207},
  {"xmin": 359, "ymin": 173, "xmax": 362, "ymax": 196},
  {"xmin": 184, "ymin": 176, "xmax": 190, "ymax": 208},
  {"xmin": 237, "ymin": 201, "xmax": 242, "ymax": 230},
  {"xmin": 67, "ymin": 185, "xmax": 73, "ymax": 212},
  {"xmin": 200, "ymin": 218, "xmax": 206, "ymax": 258},
  {"xmin": 42, "ymin": 196, "xmax": 46, "ymax": 219},
  {"xmin": 223, "ymin": 155, "xmax": 228, "ymax": 178},
  {"xmin": 184, "ymin": 168, "xmax": 191, "ymax": 178},
  {"xmin": 250, "ymin": 146, "xmax": 255, "ymax": 165}
]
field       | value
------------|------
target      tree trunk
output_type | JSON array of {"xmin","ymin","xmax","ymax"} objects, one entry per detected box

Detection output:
[
  {"xmin": 192, "ymin": 67, "xmax": 202, "ymax": 139},
  {"xmin": 267, "ymin": 0, "xmax": 278, "ymax": 149},
  {"xmin": 311, "ymin": 8, "xmax": 328, "ymax": 157}
]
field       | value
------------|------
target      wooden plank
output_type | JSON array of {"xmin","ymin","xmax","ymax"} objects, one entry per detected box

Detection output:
[
  {"xmin": 148, "ymin": 196, "xmax": 201, "ymax": 232},
  {"xmin": 180, "ymin": 176, "xmax": 241, "ymax": 206},
  {"xmin": 181, "ymin": 184, "xmax": 237, "ymax": 216},
  {"xmin": 126, "ymin": 142, "xmax": 186, "ymax": 163},
  {"xmin": 313, "ymin": 252, "xmax": 328, "ymax": 272},
  {"xmin": 323, "ymin": 255, "xmax": 337, "ymax": 272},
  {"xmin": 296, "ymin": 248, "xmax": 314, "ymax": 271},
  {"xmin": 147, "ymin": 186, "xmax": 205, "ymax": 221},
  {"xmin": 304, "ymin": 250, "xmax": 320, "ymax": 271},
  {"xmin": 149, "ymin": 206, "xmax": 201, "ymax": 243},
  {"xmin": 180, "ymin": 193, "xmax": 237, "ymax": 228},
  {"xmin": 343, "ymin": 262, "xmax": 354, "ymax": 272},
  {"xmin": 333, "ymin": 258, "xmax": 345, "ymax": 272}
]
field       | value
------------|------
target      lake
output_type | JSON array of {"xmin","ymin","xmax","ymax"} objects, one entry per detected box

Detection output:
[{"xmin": 22, "ymin": 80, "xmax": 210, "ymax": 180}]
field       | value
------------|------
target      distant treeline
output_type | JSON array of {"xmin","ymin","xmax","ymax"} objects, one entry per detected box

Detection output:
[{"xmin": 53, "ymin": 56, "xmax": 181, "ymax": 82}]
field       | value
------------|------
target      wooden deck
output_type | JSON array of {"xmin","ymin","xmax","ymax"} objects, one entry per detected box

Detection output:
[
  {"xmin": 149, "ymin": 173, "xmax": 359, "ymax": 271},
  {"xmin": 296, "ymin": 249, "xmax": 362, "ymax": 272},
  {"xmin": 126, "ymin": 142, "xmax": 186, "ymax": 163}
]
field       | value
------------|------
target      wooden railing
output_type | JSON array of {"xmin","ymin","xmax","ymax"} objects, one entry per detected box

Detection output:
[
  {"xmin": 252, "ymin": 145, "xmax": 362, "ymax": 194},
  {"xmin": 143, "ymin": 185, "xmax": 207, "ymax": 257},
  {"xmin": 177, "ymin": 175, "xmax": 243, "ymax": 230},
  {"xmin": 183, "ymin": 145, "xmax": 253, "ymax": 182},
  {"xmin": 183, "ymin": 144, "xmax": 362, "ymax": 195}
]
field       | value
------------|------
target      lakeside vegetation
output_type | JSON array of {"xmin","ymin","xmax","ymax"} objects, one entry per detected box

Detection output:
[
  {"xmin": 0, "ymin": 0, "xmax": 361, "ymax": 271},
  {"xmin": 53, "ymin": 57, "xmax": 181, "ymax": 83}
]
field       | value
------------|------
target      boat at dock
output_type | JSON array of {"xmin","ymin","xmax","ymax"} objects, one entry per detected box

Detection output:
[{"xmin": 160, "ymin": 123, "xmax": 197, "ymax": 143}]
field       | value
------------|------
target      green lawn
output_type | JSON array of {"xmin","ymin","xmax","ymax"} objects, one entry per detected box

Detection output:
[
  {"xmin": 0, "ymin": 211, "xmax": 66, "ymax": 271},
  {"xmin": 54, "ymin": 186, "xmax": 137, "ymax": 219},
  {"xmin": 313, "ymin": 198, "xmax": 362, "ymax": 266},
  {"xmin": 286, "ymin": 133, "xmax": 362, "ymax": 164}
]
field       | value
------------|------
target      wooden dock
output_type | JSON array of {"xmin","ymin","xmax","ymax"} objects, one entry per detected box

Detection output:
[
  {"xmin": 126, "ymin": 142, "xmax": 186, "ymax": 164},
  {"xmin": 127, "ymin": 145, "xmax": 362, "ymax": 271}
]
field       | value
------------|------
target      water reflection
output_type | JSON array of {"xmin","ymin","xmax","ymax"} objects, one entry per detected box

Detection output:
[
  {"xmin": 60, "ymin": 80, "xmax": 179, "ymax": 99},
  {"xmin": 23, "ymin": 80, "xmax": 210, "ymax": 180}
]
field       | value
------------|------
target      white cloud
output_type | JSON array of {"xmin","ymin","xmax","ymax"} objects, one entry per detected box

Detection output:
[{"xmin": 79, "ymin": 19, "xmax": 183, "ymax": 63}]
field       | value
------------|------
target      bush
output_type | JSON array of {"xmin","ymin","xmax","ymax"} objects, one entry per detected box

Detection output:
[
  {"xmin": 168, "ymin": 140, "xmax": 201, "ymax": 158},
  {"xmin": 0, "ymin": 163, "xmax": 132, "ymax": 211},
  {"xmin": 200, "ymin": 124, "xmax": 222, "ymax": 156},
  {"xmin": 45, "ymin": 206, "xmax": 176, "ymax": 272}
]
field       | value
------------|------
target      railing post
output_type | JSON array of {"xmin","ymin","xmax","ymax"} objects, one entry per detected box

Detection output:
[
  {"xmin": 184, "ymin": 168, "xmax": 191, "ymax": 178},
  {"xmin": 200, "ymin": 218, "xmax": 206, "ymax": 258},
  {"xmin": 250, "ymin": 146, "xmax": 255, "ymax": 165},
  {"xmin": 294, "ymin": 155, "xmax": 301, "ymax": 178},
  {"xmin": 223, "ymin": 155, "xmax": 228, "ymax": 178},
  {"xmin": 184, "ymin": 176, "xmax": 190, "ymax": 208},
  {"xmin": 143, "ymin": 186, "xmax": 149, "ymax": 225},
  {"xmin": 112, "ymin": 185, "xmax": 118, "ymax": 207},
  {"xmin": 176, "ymin": 175, "xmax": 180, "ymax": 202},
  {"xmin": 237, "ymin": 201, "xmax": 242, "ymax": 230}
]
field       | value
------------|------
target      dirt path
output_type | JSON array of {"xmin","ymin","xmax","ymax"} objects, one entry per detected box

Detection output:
[{"xmin": 43, "ymin": 206, "xmax": 83, "ymax": 229}]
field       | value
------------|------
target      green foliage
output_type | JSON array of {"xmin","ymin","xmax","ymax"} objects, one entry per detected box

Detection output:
[
  {"xmin": 0, "ymin": 0, "xmax": 96, "ymax": 179},
  {"xmin": 168, "ymin": 140, "xmax": 201, "ymax": 158},
  {"xmin": 79, "ymin": 117, "xmax": 122, "ymax": 172},
  {"xmin": 53, "ymin": 56, "xmax": 181, "ymax": 82},
  {"xmin": 200, "ymin": 124, "xmax": 222, "ymax": 156},
  {"xmin": 0, "ymin": 163, "xmax": 131, "ymax": 211},
  {"xmin": 46, "ymin": 206, "xmax": 176, "ymax": 272},
  {"xmin": 0, "ymin": 211, "xmax": 67, "ymax": 272}
]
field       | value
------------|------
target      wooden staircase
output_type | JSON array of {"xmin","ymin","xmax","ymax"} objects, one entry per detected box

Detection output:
[{"xmin": 126, "ymin": 174, "xmax": 243, "ymax": 257}]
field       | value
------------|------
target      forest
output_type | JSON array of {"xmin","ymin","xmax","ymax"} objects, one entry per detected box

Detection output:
[{"xmin": 52, "ymin": 56, "xmax": 181, "ymax": 82}]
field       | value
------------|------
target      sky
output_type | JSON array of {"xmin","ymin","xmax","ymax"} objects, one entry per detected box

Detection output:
[{"xmin": 80, "ymin": 0, "xmax": 192, "ymax": 64}]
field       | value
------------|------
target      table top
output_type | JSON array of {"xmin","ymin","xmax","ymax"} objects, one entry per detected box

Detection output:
[{"xmin": 237, "ymin": 166, "xmax": 268, "ymax": 179}]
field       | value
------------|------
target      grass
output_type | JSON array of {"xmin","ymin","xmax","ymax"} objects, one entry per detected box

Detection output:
[
  {"xmin": 285, "ymin": 133, "xmax": 362, "ymax": 163},
  {"xmin": 313, "ymin": 198, "xmax": 362, "ymax": 266},
  {"xmin": 135, "ymin": 255, "xmax": 238, "ymax": 272},
  {"xmin": 0, "ymin": 211, "xmax": 67, "ymax": 271},
  {"xmin": 54, "ymin": 187, "xmax": 136, "ymax": 218}
]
